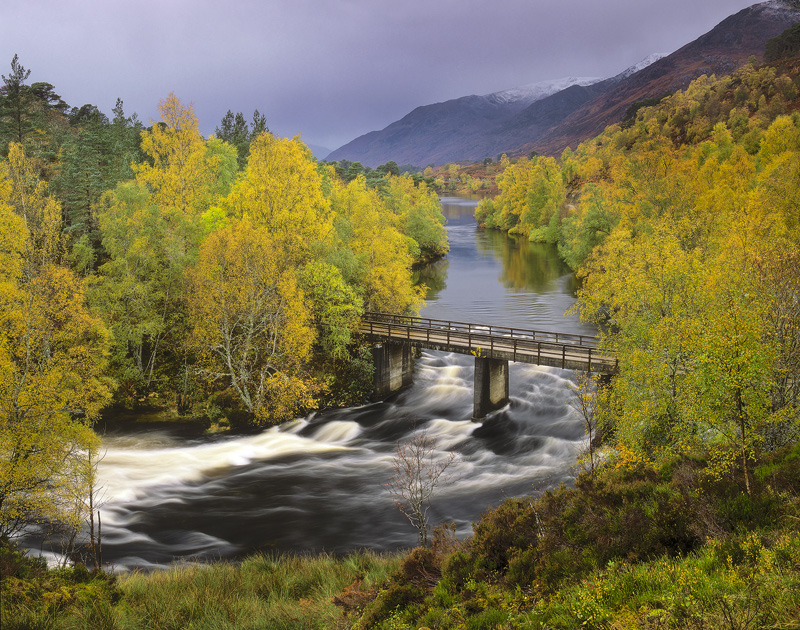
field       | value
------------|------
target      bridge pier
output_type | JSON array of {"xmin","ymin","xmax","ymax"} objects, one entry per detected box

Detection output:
[
  {"xmin": 372, "ymin": 343, "xmax": 414, "ymax": 399},
  {"xmin": 473, "ymin": 356, "xmax": 509, "ymax": 420}
]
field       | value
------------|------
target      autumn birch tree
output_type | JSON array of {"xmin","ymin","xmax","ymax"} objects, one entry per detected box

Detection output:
[
  {"xmin": 95, "ymin": 94, "xmax": 234, "ymax": 398},
  {"xmin": 188, "ymin": 220, "xmax": 315, "ymax": 424}
]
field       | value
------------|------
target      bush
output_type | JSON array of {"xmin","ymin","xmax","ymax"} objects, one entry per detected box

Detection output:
[{"xmin": 356, "ymin": 548, "xmax": 440, "ymax": 629}]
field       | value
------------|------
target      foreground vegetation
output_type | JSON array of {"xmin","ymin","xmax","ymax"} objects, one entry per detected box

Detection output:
[{"xmin": 0, "ymin": 546, "xmax": 403, "ymax": 630}]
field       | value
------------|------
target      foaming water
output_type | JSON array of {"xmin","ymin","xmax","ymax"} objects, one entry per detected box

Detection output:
[
  {"xmin": 69, "ymin": 197, "xmax": 593, "ymax": 571},
  {"xmin": 90, "ymin": 352, "xmax": 585, "ymax": 570}
]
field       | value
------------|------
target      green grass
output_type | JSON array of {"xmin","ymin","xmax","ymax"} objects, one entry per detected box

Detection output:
[
  {"xmin": 520, "ymin": 531, "xmax": 800, "ymax": 629},
  {"xmin": 0, "ymin": 550, "xmax": 403, "ymax": 630}
]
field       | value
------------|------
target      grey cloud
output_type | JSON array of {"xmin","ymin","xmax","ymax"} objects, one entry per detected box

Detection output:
[{"xmin": 4, "ymin": 0, "xmax": 757, "ymax": 150}]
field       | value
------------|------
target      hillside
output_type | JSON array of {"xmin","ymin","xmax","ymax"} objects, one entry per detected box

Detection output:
[
  {"xmin": 328, "ymin": 1, "xmax": 800, "ymax": 167},
  {"xmin": 525, "ymin": 0, "xmax": 800, "ymax": 156}
]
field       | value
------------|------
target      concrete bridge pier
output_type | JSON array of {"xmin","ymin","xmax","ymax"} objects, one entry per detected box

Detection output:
[
  {"xmin": 473, "ymin": 356, "xmax": 509, "ymax": 420},
  {"xmin": 372, "ymin": 343, "xmax": 414, "ymax": 399}
]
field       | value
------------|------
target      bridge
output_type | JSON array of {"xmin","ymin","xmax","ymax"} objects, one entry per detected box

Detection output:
[{"xmin": 359, "ymin": 312, "xmax": 617, "ymax": 419}]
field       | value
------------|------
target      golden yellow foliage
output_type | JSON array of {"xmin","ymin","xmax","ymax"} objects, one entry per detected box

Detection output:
[
  {"xmin": 223, "ymin": 133, "xmax": 332, "ymax": 264},
  {"xmin": 0, "ymin": 166, "xmax": 111, "ymax": 536},
  {"xmin": 5, "ymin": 143, "xmax": 64, "ymax": 268},
  {"xmin": 188, "ymin": 219, "xmax": 315, "ymax": 424},
  {"xmin": 329, "ymin": 176, "xmax": 424, "ymax": 314},
  {"xmin": 135, "ymin": 94, "xmax": 221, "ymax": 221}
]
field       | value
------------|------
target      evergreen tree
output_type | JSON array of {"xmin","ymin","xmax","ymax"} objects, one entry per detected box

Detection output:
[{"xmin": 0, "ymin": 54, "xmax": 32, "ymax": 151}]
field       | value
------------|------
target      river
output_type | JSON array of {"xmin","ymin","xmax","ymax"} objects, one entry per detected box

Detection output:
[{"xmin": 92, "ymin": 197, "xmax": 595, "ymax": 570}]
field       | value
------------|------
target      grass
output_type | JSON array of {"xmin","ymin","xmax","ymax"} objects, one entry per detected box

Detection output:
[
  {"xmin": 521, "ymin": 531, "xmax": 800, "ymax": 629},
  {"xmin": 0, "ymin": 549, "xmax": 403, "ymax": 630}
]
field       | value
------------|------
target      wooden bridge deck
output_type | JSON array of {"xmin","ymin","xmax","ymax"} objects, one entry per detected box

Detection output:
[{"xmin": 360, "ymin": 312, "xmax": 617, "ymax": 374}]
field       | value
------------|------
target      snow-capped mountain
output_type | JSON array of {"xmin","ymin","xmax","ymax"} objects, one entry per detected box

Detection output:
[
  {"xmin": 488, "ymin": 76, "xmax": 603, "ymax": 107},
  {"xmin": 610, "ymin": 53, "xmax": 668, "ymax": 82}
]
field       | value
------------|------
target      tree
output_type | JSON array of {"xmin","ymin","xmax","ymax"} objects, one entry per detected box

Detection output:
[
  {"xmin": 387, "ymin": 429, "xmax": 458, "ymax": 547},
  {"xmin": 187, "ymin": 219, "xmax": 316, "ymax": 424},
  {"xmin": 94, "ymin": 182, "xmax": 178, "ymax": 394},
  {"xmin": 0, "ymin": 160, "xmax": 112, "ymax": 539},
  {"xmin": 4, "ymin": 142, "xmax": 64, "ymax": 268},
  {"xmin": 299, "ymin": 260, "xmax": 363, "ymax": 360},
  {"xmin": 215, "ymin": 110, "xmax": 250, "ymax": 169},
  {"xmin": 215, "ymin": 109, "xmax": 270, "ymax": 170},
  {"xmin": 251, "ymin": 109, "xmax": 268, "ymax": 136},
  {"xmin": 53, "ymin": 113, "xmax": 109, "ymax": 270},
  {"xmin": 0, "ymin": 54, "xmax": 32, "ymax": 148},
  {"xmin": 135, "ymin": 93, "xmax": 221, "ymax": 224},
  {"xmin": 384, "ymin": 174, "xmax": 448, "ymax": 263},
  {"xmin": 222, "ymin": 132, "xmax": 331, "ymax": 265},
  {"xmin": 568, "ymin": 373, "xmax": 603, "ymax": 478},
  {"xmin": 95, "ymin": 95, "xmax": 233, "ymax": 399},
  {"xmin": 328, "ymin": 175, "xmax": 424, "ymax": 314}
]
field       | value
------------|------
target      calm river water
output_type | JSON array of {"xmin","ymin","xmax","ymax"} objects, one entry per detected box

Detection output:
[{"xmin": 93, "ymin": 197, "xmax": 595, "ymax": 570}]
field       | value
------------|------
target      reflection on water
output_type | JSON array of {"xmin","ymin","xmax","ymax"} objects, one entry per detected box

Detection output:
[
  {"xmin": 413, "ymin": 258, "xmax": 449, "ymax": 302},
  {"xmin": 420, "ymin": 197, "xmax": 593, "ymax": 335},
  {"xmin": 478, "ymin": 230, "xmax": 572, "ymax": 293}
]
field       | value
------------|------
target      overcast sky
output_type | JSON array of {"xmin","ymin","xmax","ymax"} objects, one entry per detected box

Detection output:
[{"xmin": 4, "ymin": 0, "xmax": 761, "ymax": 151}]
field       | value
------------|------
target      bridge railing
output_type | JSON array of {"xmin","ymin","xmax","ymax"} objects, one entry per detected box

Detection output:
[
  {"xmin": 361, "ymin": 311, "xmax": 599, "ymax": 348},
  {"xmin": 359, "ymin": 312, "xmax": 617, "ymax": 372}
]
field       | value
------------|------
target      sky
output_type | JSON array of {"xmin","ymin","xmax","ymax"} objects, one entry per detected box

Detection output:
[{"xmin": 3, "ymin": 0, "xmax": 762, "ymax": 152}]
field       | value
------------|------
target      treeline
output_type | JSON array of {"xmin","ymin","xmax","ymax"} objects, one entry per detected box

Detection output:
[
  {"xmin": 425, "ymin": 160, "xmax": 501, "ymax": 196},
  {"xmin": 0, "ymin": 56, "xmax": 447, "ymax": 541}
]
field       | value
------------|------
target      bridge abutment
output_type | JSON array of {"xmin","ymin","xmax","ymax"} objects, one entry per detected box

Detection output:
[
  {"xmin": 473, "ymin": 356, "xmax": 509, "ymax": 420},
  {"xmin": 372, "ymin": 342, "xmax": 414, "ymax": 399}
]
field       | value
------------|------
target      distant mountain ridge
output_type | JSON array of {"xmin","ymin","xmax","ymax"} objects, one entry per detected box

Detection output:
[
  {"xmin": 487, "ymin": 76, "xmax": 604, "ymax": 109},
  {"xmin": 325, "ymin": 75, "xmax": 611, "ymax": 166},
  {"xmin": 327, "ymin": 1, "xmax": 800, "ymax": 166}
]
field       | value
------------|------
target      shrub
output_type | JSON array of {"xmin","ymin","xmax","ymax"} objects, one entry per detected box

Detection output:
[{"xmin": 356, "ymin": 548, "xmax": 440, "ymax": 629}]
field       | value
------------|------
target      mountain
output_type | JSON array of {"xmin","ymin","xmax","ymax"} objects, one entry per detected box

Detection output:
[
  {"xmin": 327, "ymin": 1, "xmax": 800, "ymax": 167},
  {"xmin": 305, "ymin": 143, "xmax": 332, "ymax": 160},
  {"xmin": 325, "ymin": 77, "xmax": 603, "ymax": 167},
  {"xmin": 524, "ymin": 0, "xmax": 800, "ymax": 157}
]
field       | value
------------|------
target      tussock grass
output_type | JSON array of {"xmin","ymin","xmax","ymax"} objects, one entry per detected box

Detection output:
[
  {"xmin": 0, "ymin": 549, "xmax": 403, "ymax": 630},
  {"xmin": 115, "ymin": 551, "xmax": 402, "ymax": 630}
]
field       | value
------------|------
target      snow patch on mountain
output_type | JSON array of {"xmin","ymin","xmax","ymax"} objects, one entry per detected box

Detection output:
[
  {"xmin": 487, "ymin": 76, "xmax": 602, "ymax": 106},
  {"xmin": 611, "ymin": 53, "xmax": 668, "ymax": 81},
  {"xmin": 762, "ymin": 1, "xmax": 800, "ymax": 19},
  {"xmin": 485, "ymin": 53, "xmax": 667, "ymax": 108}
]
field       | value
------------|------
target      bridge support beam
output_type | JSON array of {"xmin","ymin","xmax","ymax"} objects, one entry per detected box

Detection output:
[
  {"xmin": 473, "ymin": 356, "xmax": 509, "ymax": 420},
  {"xmin": 373, "ymin": 343, "xmax": 414, "ymax": 400}
]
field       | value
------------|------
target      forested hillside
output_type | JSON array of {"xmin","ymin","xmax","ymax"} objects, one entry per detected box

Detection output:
[{"xmin": 477, "ymin": 56, "xmax": 800, "ymax": 479}]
